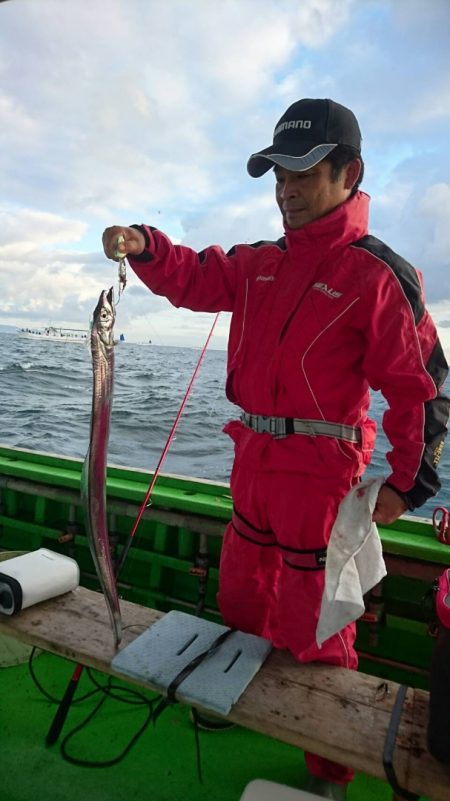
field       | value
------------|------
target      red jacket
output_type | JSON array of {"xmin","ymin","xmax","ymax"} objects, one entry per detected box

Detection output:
[{"xmin": 128, "ymin": 192, "xmax": 449, "ymax": 509}]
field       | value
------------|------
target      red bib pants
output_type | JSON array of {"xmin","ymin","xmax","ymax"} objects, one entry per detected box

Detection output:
[{"xmin": 217, "ymin": 462, "xmax": 358, "ymax": 784}]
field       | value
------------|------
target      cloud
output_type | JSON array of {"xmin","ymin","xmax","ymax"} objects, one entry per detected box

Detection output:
[
  {"xmin": 0, "ymin": 198, "xmax": 225, "ymax": 345},
  {"xmin": 418, "ymin": 183, "xmax": 450, "ymax": 264},
  {"xmin": 0, "ymin": 207, "xmax": 86, "ymax": 247},
  {"xmin": 0, "ymin": 92, "xmax": 39, "ymax": 143},
  {"xmin": 0, "ymin": 0, "xmax": 354, "ymax": 222},
  {"xmin": 368, "ymin": 146, "xmax": 450, "ymax": 303},
  {"xmin": 434, "ymin": 326, "xmax": 450, "ymax": 363},
  {"xmin": 1, "ymin": 0, "xmax": 449, "ymax": 345},
  {"xmin": 409, "ymin": 83, "xmax": 450, "ymax": 126},
  {"xmin": 0, "ymin": 206, "xmax": 98, "ymax": 323},
  {"xmin": 181, "ymin": 190, "xmax": 282, "ymax": 252}
]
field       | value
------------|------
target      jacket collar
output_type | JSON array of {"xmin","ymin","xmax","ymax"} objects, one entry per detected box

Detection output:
[{"xmin": 283, "ymin": 191, "xmax": 370, "ymax": 254}]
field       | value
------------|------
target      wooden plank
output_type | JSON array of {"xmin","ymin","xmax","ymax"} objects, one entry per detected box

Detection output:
[{"xmin": 0, "ymin": 586, "xmax": 449, "ymax": 801}]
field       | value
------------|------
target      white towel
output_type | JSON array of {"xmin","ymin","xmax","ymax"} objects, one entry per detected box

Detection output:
[{"xmin": 316, "ymin": 476, "xmax": 387, "ymax": 647}]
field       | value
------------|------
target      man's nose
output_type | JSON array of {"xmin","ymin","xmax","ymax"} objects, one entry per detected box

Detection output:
[{"xmin": 279, "ymin": 176, "xmax": 299, "ymax": 199}]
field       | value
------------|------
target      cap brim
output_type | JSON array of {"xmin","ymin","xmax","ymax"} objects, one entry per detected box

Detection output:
[{"xmin": 247, "ymin": 143, "xmax": 338, "ymax": 177}]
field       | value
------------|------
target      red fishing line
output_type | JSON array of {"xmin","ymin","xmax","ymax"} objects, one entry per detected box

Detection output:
[{"xmin": 116, "ymin": 312, "xmax": 220, "ymax": 576}]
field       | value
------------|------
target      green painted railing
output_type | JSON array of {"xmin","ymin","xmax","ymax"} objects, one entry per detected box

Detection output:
[{"xmin": 1, "ymin": 443, "xmax": 449, "ymax": 689}]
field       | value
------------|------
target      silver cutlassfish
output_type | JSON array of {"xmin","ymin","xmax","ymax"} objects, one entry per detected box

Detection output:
[{"xmin": 81, "ymin": 286, "xmax": 122, "ymax": 648}]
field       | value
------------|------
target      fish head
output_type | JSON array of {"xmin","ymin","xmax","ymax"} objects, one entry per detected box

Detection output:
[{"xmin": 92, "ymin": 287, "xmax": 115, "ymax": 346}]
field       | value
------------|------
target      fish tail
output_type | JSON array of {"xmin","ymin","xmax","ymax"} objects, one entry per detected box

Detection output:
[
  {"xmin": 113, "ymin": 612, "xmax": 122, "ymax": 649},
  {"xmin": 104, "ymin": 583, "xmax": 122, "ymax": 648}
]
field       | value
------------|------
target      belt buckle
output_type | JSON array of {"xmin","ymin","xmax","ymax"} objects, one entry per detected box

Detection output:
[{"xmin": 258, "ymin": 415, "xmax": 272, "ymax": 434}]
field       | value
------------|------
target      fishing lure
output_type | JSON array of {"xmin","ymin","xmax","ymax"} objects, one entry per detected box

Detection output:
[{"xmin": 114, "ymin": 234, "xmax": 127, "ymax": 302}]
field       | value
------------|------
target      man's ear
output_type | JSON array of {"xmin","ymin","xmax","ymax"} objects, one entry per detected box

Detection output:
[{"xmin": 344, "ymin": 159, "xmax": 361, "ymax": 191}]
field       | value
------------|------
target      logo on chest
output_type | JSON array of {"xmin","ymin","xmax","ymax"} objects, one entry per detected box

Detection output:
[{"xmin": 312, "ymin": 282, "xmax": 343, "ymax": 299}]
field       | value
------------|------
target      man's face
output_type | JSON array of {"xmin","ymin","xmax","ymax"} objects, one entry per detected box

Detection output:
[{"xmin": 275, "ymin": 159, "xmax": 357, "ymax": 230}]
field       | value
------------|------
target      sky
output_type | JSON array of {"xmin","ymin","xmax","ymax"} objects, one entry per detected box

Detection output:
[{"xmin": 1, "ymin": 0, "xmax": 450, "ymax": 350}]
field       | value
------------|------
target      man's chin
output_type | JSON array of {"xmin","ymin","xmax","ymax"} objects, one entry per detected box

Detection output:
[{"xmin": 285, "ymin": 213, "xmax": 308, "ymax": 229}]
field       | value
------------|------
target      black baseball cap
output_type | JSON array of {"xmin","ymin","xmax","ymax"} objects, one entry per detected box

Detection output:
[{"xmin": 247, "ymin": 98, "xmax": 362, "ymax": 178}]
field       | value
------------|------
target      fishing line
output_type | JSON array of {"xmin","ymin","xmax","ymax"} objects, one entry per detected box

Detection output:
[{"xmin": 116, "ymin": 311, "xmax": 220, "ymax": 575}]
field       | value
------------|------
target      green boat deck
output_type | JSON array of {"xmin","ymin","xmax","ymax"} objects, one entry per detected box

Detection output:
[{"xmin": 2, "ymin": 653, "xmax": 396, "ymax": 801}]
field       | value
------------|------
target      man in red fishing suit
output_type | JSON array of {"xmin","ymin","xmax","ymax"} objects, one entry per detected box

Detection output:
[{"xmin": 102, "ymin": 98, "xmax": 449, "ymax": 800}]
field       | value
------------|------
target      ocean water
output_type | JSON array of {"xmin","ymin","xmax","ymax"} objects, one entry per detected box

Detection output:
[{"xmin": 1, "ymin": 332, "xmax": 449, "ymax": 521}]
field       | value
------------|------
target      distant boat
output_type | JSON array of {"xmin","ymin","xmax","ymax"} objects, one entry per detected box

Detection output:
[
  {"xmin": 17, "ymin": 326, "xmax": 89, "ymax": 344},
  {"xmin": 113, "ymin": 335, "xmax": 153, "ymax": 345}
]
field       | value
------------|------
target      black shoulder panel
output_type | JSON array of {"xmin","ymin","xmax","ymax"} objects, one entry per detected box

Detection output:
[
  {"xmin": 227, "ymin": 237, "xmax": 286, "ymax": 258},
  {"xmin": 353, "ymin": 235, "xmax": 424, "ymax": 324},
  {"xmin": 427, "ymin": 339, "xmax": 449, "ymax": 390}
]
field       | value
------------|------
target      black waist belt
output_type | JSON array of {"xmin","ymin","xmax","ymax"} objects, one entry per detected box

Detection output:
[{"xmin": 241, "ymin": 413, "xmax": 362, "ymax": 444}]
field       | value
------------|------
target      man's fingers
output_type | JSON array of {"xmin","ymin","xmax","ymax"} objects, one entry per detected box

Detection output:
[
  {"xmin": 102, "ymin": 226, "xmax": 145, "ymax": 260},
  {"xmin": 102, "ymin": 227, "xmax": 128, "ymax": 260},
  {"xmin": 372, "ymin": 485, "xmax": 407, "ymax": 525}
]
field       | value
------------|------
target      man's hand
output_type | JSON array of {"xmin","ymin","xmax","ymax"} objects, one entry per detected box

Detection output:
[
  {"xmin": 372, "ymin": 484, "xmax": 407, "ymax": 525},
  {"xmin": 102, "ymin": 226, "xmax": 146, "ymax": 261}
]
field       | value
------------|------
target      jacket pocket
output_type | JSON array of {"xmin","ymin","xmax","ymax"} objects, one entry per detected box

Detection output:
[{"xmin": 360, "ymin": 417, "xmax": 377, "ymax": 465}]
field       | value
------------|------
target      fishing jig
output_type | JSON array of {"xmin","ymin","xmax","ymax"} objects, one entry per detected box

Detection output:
[{"xmin": 114, "ymin": 234, "xmax": 127, "ymax": 303}]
